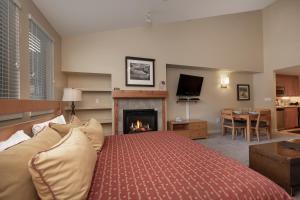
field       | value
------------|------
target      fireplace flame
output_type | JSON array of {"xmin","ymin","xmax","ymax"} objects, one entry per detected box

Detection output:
[
  {"xmin": 136, "ymin": 120, "xmax": 142, "ymax": 129},
  {"xmin": 130, "ymin": 120, "xmax": 151, "ymax": 133}
]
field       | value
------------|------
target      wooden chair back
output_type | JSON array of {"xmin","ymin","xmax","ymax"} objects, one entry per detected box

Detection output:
[
  {"xmin": 0, "ymin": 99, "xmax": 64, "ymax": 141},
  {"xmin": 255, "ymin": 108, "xmax": 271, "ymax": 120},
  {"xmin": 253, "ymin": 109, "xmax": 271, "ymax": 128},
  {"xmin": 221, "ymin": 109, "xmax": 233, "ymax": 118},
  {"xmin": 221, "ymin": 109, "xmax": 234, "ymax": 124}
]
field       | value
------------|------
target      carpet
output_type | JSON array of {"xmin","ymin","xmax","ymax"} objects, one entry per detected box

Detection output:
[{"xmin": 195, "ymin": 132, "xmax": 300, "ymax": 199}]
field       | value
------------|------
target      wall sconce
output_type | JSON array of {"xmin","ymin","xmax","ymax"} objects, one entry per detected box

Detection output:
[{"xmin": 220, "ymin": 76, "xmax": 229, "ymax": 88}]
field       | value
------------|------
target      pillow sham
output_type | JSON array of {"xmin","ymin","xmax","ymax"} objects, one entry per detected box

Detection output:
[
  {"xmin": 28, "ymin": 128, "xmax": 97, "ymax": 200},
  {"xmin": 0, "ymin": 127, "xmax": 61, "ymax": 200},
  {"xmin": 79, "ymin": 118, "xmax": 104, "ymax": 151},
  {"xmin": 0, "ymin": 130, "xmax": 30, "ymax": 151},
  {"xmin": 32, "ymin": 114, "xmax": 66, "ymax": 135},
  {"xmin": 49, "ymin": 115, "xmax": 82, "ymax": 137}
]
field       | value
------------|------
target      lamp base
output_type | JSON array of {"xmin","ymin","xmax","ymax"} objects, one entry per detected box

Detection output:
[{"xmin": 71, "ymin": 101, "xmax": 76, "ymax": 115}]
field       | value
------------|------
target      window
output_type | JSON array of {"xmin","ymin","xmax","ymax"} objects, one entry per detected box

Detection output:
[
  {"xmin": 29, "ymin": 18, "xmax": 53, "ymax": 100},
  {"xmin": 0, "ymin": 0, "xmax": 20, "ymax": 99}
]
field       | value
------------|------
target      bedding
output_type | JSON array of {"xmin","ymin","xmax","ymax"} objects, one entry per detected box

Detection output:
[
  {"xmin": 0, "ymin": 127, "xmax": 61, "ymax": 200},
  {"xmin": 0, "ymin": 130, "xmax": 30, "ymax": 151},
  {"xmin": 29, "ymin": 128, "xmax": 97, "ymax": 200},
  {"xmin": 79, "ymin": 118, "xmax": 104, "ymax": 151},
  {"xmin": 32, "ymin": 114, "xmax": 66, "ymax": 135},
  {"xmin": 88, "ymin": 131, "xmax": 292, "ymax": 200},
  {"xmin": 50, "ymin": 115, "xmax": 82, "ymax": 137}
]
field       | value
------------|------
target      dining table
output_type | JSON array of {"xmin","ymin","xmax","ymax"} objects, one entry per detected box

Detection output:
[{"xmin": 232, "ymin": 111, "xmax": 272, "ymax": 142}]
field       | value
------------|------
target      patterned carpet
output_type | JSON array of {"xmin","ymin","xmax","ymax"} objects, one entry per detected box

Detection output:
[{"xmin": 196, "ymin": 132, "xmax": 300, "ymax": 199}]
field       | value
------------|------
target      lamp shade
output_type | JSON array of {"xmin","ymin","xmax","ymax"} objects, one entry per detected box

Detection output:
[{"xmin": 62, "ymin": 88, "xmax": 82, "ymax": 102}]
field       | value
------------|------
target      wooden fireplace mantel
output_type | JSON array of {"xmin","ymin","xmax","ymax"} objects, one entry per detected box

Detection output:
[
  {"xmin": 113, "ymin": 90, "xmax": 168, "ymax": 134},
  {"xmin": 112, "ymin": 90, "xmax": 168, "ymax": 99}
]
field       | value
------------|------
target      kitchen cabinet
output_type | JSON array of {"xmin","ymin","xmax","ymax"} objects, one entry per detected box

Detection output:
[
  {"xmin": 284, "ymin": 107, "xmax": 298, "ymax": 129},
  {"xmin": 276, "ymin": 74, "xmax": 299, "ymax": 96}
]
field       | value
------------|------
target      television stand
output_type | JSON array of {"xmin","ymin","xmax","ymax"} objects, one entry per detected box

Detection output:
[
  {"xmin": 167, "ymin": 120, "xmax": 208, "ymax": 139},
  {"xmin": 176, "ymin": 97, "xmax": 200, "ymax": 103}
]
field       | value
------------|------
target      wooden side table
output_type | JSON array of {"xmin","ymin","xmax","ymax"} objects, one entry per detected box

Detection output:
[{"xmin": 167, "ymin": 120, "xmax": 208, "ymax": 139}]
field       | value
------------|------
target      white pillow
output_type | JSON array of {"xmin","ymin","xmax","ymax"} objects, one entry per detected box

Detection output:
[
  {"xmin": 0, "ymin": 130, "xmax": 31, "ymax": 151},
  {"xmin": 32, "ymin": 115, "xmax": 66, "ymax": 135}
]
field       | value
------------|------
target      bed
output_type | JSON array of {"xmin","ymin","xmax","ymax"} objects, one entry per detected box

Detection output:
[
  {"xmin": 88, "ymin": 131, "xmax": 292, "ymax": 200},
  {"xmin": 0, "ymin": 100, "xmax": 292, "ymax": 200}
]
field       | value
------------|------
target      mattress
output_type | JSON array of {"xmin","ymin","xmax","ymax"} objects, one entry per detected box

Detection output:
[{"xmin": 88, "ymin": 131, "xmax": 291, "ymax": 200}]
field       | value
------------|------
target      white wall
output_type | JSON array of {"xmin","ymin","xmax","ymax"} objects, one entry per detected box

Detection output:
[
  {"xmin": 254, "ymin": 0, "xmax": 300, "ymax": 107},
  {"xmin": 62, "ymin": 11, "xmax": 263, "ymax": 90},
  {"xmin": 253, "ymin": 0, "xmax": 300, "ymax": 129},
  {"xmin": 167, "ymin": 67, "xmax": 254, "ymax": 133}
]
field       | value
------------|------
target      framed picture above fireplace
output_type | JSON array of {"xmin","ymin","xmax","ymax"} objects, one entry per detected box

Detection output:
[{"xmin": 125, "ymin": 56, "xmax": 155, "ymax": 87}]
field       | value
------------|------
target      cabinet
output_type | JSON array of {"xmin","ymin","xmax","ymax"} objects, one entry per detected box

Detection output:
[
  {"xmin": 284, "ymin": 107, "xmax": 298, "ymax": 129},
  {"xmin": 276, "ymin": 74, "xmax": 299, "ymax": 97},
  {"xmin": 167, "ymin": 120, "xmax": 208, "ymax": 139}
]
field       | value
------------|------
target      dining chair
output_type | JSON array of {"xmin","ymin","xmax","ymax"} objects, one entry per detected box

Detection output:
[
  {"xmin": 250, "ymin": 109, "xmax": 271, "ymax": 142},
  {"xmin": 221, "ymin": 109, "xmax": 247, "ymax": 140}
]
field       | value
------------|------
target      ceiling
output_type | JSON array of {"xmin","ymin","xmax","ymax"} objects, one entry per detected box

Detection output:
[{"xmin": 33, "ymin": 0, "xmax": 277, "ymax": 37}]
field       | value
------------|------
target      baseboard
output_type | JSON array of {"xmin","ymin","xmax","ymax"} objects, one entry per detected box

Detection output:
[{"xmin": 208, "ymin": 129, "xmax": 220, "ymax": 134}]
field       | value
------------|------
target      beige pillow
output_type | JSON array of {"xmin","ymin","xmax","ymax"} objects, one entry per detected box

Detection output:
[
  {"xmin": 32, "ymin": 115, "xmax": 66, "ymax": 135},
  {"xmin": 80, "ymin": 118, "xmax": 104, "ymax": 151},
  {"xmin": 0, "ymin": 127, "xmax": 61, "ymax": 200},
  {"xmin": 28, "ymin": 128, "xmax": 97, "ymax": 200},
  {"xmin": 49, "ymin": 115, "xmax": 82, "ymax": 137}
]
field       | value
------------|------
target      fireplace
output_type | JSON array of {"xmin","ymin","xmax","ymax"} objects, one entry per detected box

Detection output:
[{"xmin": 123, "ymin": 109, "xmax": 158, "ymax": 134}]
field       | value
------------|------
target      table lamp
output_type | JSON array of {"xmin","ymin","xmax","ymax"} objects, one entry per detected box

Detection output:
[{"xmin": 62, "ymin": 88, "xmax": 82, "ymax": 115}]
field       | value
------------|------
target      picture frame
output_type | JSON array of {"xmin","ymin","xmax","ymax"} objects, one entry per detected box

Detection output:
[
  {"xmin": 125, "ymin": 56, "xmax": 155, "ymax": 87},
  {"xmin": 237, "ymin": 84, "xmax": 250, "ymax": 101}
]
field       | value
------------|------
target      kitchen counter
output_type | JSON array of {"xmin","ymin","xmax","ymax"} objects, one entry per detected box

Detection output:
[{"xmin": 276, "ymin": 105, "xmax": 300, "ymax": 108}]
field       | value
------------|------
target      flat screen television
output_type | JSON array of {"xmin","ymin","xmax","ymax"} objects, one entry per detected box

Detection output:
[{"xmin": 176, "ymin": 74, "xmax": 204, "ymax": 96}]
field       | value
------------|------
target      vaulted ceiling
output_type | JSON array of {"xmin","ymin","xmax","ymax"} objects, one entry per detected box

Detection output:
[{"xmin": 33, "ymin": 0, "xmax": 277, "ymax": 36}]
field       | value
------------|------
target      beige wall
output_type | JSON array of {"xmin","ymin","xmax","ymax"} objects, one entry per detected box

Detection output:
[
  {"xmin": 19, "ymin": 0, "xmax": 66, "ymax": 99},
  {"xmin": 62, "ymin": 11, "xmax": 263, "ymax": 90},
  {"xmin": 167, "ymin": 67, "xmax": 254, "ymax": 132},
  {"xmin": 253, "ymin": 0, "xmax": 300, "ymax": 129}
]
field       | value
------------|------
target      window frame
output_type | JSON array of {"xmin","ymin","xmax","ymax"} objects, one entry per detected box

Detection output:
[
  {"xmin": 28, "ymin": 14, "xmax": 54, "ymax": 100},
  {"xmin": 0, "ymin": 0, "xmax": 21, "ymax": 99}
]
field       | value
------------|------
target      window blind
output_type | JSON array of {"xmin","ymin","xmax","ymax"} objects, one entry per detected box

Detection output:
[
  {"xmin": 0, "ymin": 0, "xmax": 20, "ymax": 99},
  {"xmin": 29, "ymin": 19, "xmax": 53, "ymax": 100}
]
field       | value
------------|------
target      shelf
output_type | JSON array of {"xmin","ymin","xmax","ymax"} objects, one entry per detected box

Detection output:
[
  {"xmin": 176, "ymin": 99, "xmax": 199, "ymax": 103},
  {"xmin": 80, "ymin": 118, "xmax": 112, "ymax": 124},
  {"xmin": 65, "ymin": 107, "xmax": 112, "ymax": 111},
  {"xmin": 99, "ymin": 119, "xmax": 112, "ymax": 124},
  {"xmin": 113, "ymin": 90, "xmax": 168, "ymax": 99},
  {"xmin": 79, "ymin": 88, "xmax": 112, "ymax": 92}
]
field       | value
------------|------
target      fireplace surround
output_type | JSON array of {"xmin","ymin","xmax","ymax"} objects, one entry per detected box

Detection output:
[
  {"xmin": 123, "ymin": 109, "xmax": 158, "ymax": 134},
  {"xmin": 112, "ymin": 90, "xmax": 168, "ymax": 134}
]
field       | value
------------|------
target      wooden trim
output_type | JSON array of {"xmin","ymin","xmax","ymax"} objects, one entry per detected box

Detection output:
[
  {"xmin": 114, "ymin": 99, "xmax": 119, "ymax": 134},
  {"xmin": 113, "ymin": 90, "xmax": 168, "ymax": 99},
  {"xmin": 0, "ymin": 99, "xmax": 63, "ymax": 116},
  {"xmin": 162, "ymin": 99, "xmax": 166, "ymax": 131},
  {"xmin": 0, "ymin": 100, "xmax": 64, "ymax": 141}
]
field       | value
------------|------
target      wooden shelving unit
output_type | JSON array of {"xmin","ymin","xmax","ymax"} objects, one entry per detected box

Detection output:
[{"xmin": 64, "ymin": 72, "xmax": 112, "ymax": 135}]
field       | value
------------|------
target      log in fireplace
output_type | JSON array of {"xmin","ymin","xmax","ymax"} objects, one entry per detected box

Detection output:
[{"xmin": 123, "ymin": 109, "xmax": 158, "ymax": 134}]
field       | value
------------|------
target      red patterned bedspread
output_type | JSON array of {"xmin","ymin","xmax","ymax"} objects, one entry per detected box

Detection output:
[{"xmin": 88, "ymin": 131, "xmax": 292, "ymax": 200}]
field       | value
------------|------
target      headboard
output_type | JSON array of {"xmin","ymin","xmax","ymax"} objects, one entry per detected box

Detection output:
[{"xmin": 0, "ymin": 99, "xmax": 64, "ymax": 141}]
